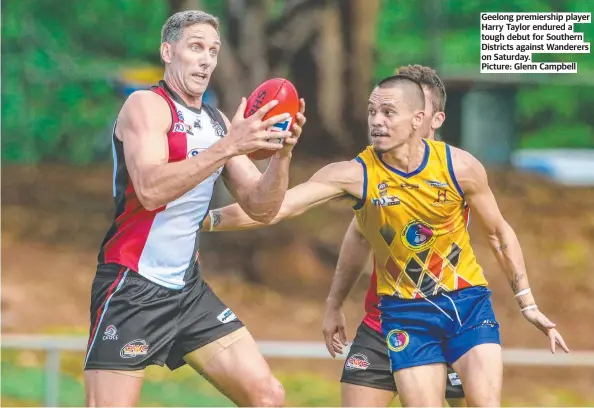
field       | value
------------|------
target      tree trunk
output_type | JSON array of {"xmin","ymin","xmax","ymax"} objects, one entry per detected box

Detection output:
[
  {"xmin": 167, "ymin": 0, "xmax": 184, "ymax": 14},
  {"xmin": 349, "ymin": 0, "xmax": 381, "ymax": 126},
  {"xmin": 337, "ymin": 0, "xmax": 381, "ymax": 155},
  {"xmin": 176, "ymin": 0, "xmax": 202, "ymax": 11},
  {"xmin": 314, "ymin": 2, "xmax": 348, "ymax": 150}
]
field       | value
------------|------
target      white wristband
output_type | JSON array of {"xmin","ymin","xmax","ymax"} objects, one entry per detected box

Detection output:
[
  {"xmin": 521, "ymin": 304, "xmax": 538, "ymax": 312},
  {"xmin": 208, "ymin": 210, "xmax": 215, "ymax": 232},
  {"xmin": 515, "ymin": 288, "xmax": 531, "ymax": 298}
]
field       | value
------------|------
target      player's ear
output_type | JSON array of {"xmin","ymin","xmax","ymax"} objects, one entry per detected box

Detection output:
[
  {"xmin": 412, "ymin": 110, "xmax": 424, "ymax": 130},
  {"xmin": 160, "ymin": 42, "xmax": 173, "ymax": 64},
  {"xmin": 432, "ymin": 112, "xmax": 445, "ymax": 130}
]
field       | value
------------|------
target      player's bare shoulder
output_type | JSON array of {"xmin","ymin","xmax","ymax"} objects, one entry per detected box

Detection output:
[
  {"xmin": 115, "ymin": 90, "xmax": 171, "ymax": 142},
  {"xmin": 310, "ymin": 159, "xmax": 365, "ymax": 199},
  {"xmin": 449, "ymin": 145, "xmax": 489, "ymax": 194}
]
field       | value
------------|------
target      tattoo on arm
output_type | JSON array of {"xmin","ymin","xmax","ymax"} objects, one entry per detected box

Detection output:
[
  {"xmin": 212, "ymin": 210, "xmax": 222, "ymax": 228},
  {"xmin": 510, "ymin": 272, "xmax": 526, "ymax": 294},
  {"xmin": 496, "ymin": 243, "xmax": 508, "ymax": 252},
  {"xmin": 510, "ymin": 279, "xmax": 517, "ymax": 294}
]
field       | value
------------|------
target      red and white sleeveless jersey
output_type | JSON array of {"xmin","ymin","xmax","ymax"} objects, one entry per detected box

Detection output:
[{"xmin": 97, "ymin": 81, "xmax": 227, "ymax": 289}]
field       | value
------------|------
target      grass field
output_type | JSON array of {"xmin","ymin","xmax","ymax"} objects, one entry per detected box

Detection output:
[
  {"xmin": 1, "ymin": 350, "xmax": 347, "ymax": 407},
  {"xmin": 1, "ymin": 363, "xmax": 346, "ymax": 407},
  {"xmin": 3, "ymin": 349, "xmax": 594, "ymax": 407}
]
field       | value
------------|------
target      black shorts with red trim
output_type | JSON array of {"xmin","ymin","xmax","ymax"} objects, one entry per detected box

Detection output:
[
  {"xmin": 340, "ymin": 322, "xmax": 465, "ymax": 398},
  {"xmin": 84, "ymin": 264, "xmax": 244, "ymax": 371}
]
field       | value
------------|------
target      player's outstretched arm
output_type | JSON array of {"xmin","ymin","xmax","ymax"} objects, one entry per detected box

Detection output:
[
  {"xmin": 119, "ymin": 91, "xmax": 238, "ymax": 210},
  {"xmin": 203, "ymin": 160, "xmax": 364, "ymax": 232},
  {"xmin": 322, "ymin": 216, "xmax": 371, "ymax": 357},
  {"xmin": 219, "ymin": 99, "xmax": 306, "ymax": 223},
  {"xmin": 452, "ymin": 147, "xmax": 569, "ymax": 354}
]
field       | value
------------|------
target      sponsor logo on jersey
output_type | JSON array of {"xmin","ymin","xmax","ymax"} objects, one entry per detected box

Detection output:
[
  {"xmin": 425, "ymin": 180, "xmax": 449, "ymax": 188},
  {"xmin": 372, "ymin": 196, "xmax": 401, "ymax": 207},
  {"xmin": 187, "ymin": 148, "xmax": 222, "ymax": 175},
  {"xmin": 401, "ymin": 220, "xmax": 436, "ymax": 251},
  {"xmin": 184, "ymin": 122, "xmax": 194, "ymax": 135},
  {"xmin": 377, "ymin": 181, "xmax": 388, "ymax": 197},
  {"xmin": 211, "ymin": 119, "xmax": 226, "ymax": 137},
  {"xmin": 187, "ymin": 148, "xmax": 204, "ymax": 158},
  {"xmin": 400, "ymin": 182, "xmax": 419, "ymax": 189},
  {"xmin": 432, "ymin": 189, "xmax": 453, "ymax": 206}
]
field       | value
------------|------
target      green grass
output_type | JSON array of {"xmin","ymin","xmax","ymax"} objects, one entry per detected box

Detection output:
[
  {"xmin": 1, "ymin": 360, "xmax": 235, "ymax": 407},
  {"xmin": 0, "ymin": 333, "xmax": 342, "ymax": 406},
  {"xmin": 3, "ymin": 350, "xmax": 593, "ymax": 407},
  {"xmin": 2, "ymin": 362, "xmax": 86, "ymax": 407},
  {"xmin": 0, "ymin": 351, "xmax": 343, "ymax": 407}
]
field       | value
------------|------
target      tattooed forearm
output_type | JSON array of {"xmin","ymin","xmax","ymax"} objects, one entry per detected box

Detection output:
[
  {"xmin": 496, "ymin": 243, "xmax": 508, "ymax": 252},
  {"xmin": 489, "ymin": 224, "xmax": 535, "ymax": 311},
  {"xmin": 212, "ymin": 210, "xmax": 222, "ymax": 228},
  {"xmin": 510, "ymin": 272, "xmax": 531, "ymax": 307},
  {"xmin": 510, "ymin": 272, "xmax": 526, "ymax": 293},
  {"xmin": 510, "ymin": 279, "xmax": 517, "ymax": 294}
]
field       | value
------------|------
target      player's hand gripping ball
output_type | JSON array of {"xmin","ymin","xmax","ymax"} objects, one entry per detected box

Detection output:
[{"xmin": 244, "ymin": 78, "xmax": 303, "ymax": 160}]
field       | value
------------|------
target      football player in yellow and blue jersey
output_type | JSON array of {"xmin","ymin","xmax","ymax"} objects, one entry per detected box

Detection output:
[
  {"xmin": 205, "ymin": 65, "xmax": 468, "ymax": 408},
  {"xmin": 201, "ymin": 74, "xmax": 569, "ymax": 407},
  {"xmin": 323, "ymin": 65, "xmax": 469, "ymax": 408}
]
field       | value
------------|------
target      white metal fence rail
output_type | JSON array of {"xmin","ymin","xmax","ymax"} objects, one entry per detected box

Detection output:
[{"xmin": 3, "ymin": 335, "xmax": 594, "ymax": 407}]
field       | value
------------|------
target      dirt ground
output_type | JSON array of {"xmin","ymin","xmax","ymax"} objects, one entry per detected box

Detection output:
[{"xmin": 2, "ymin": 162, "xmax": 594, "ymax": 403}]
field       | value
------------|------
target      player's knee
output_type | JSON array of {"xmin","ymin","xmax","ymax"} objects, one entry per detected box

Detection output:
[{"xmin": 248, "ymin": 375, "xmax": 285, "ymax": 407}]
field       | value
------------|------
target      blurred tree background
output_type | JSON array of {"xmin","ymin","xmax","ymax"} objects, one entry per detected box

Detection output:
[{"xmin": 2, "ymin": 0, "xmax": 594, "ymax": 164}]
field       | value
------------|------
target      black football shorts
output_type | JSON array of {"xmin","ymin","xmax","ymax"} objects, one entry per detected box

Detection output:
[
  {"xmin": 341, "ymin": 322, "xmax": 465, "ymax": 399},
  {"xmin": 84, "ymin": 264, "xmax": 244, "ymax": 371}
]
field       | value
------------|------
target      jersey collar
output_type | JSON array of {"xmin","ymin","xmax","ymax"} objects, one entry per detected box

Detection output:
[
  {"xmin": 376, "ymin": 139, "xmax": 430, "ymax": 179},
  {"xmin": 159, "ymin": 80, "xmax": 203, "ymax": 114}
]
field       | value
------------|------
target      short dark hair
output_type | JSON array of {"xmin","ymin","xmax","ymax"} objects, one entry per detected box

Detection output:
[
  {"xmin": 376, "ymin": 75, "xmax": 425, "ymax": 111},
  {"xmin": 396, "ymin": 65, "xmax": 446, "ymax": 112},
  {"xmin": 161, "ymin": 10, "xmax": 220, "ymax": 43}
]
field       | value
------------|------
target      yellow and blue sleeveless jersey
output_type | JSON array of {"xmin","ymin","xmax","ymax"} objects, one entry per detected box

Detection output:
[{"xmin": 353, "ymin": 139, "xmax": 487, "ymax": 299}]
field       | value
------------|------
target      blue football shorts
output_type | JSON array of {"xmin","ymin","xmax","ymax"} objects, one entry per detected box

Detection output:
[{"xmin": 379, "ymin": 285, "xmax": 501, "ymax": 371}]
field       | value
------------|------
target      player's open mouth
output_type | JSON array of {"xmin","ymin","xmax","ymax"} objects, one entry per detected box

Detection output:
[{"xmin": 192, "ymin": 73, "xmax": 208, "ymax": 81}]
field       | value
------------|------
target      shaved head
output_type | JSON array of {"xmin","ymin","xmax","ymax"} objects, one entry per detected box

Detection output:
[
  {"xmin": 376, "ymin": 75, "xmax": 425, "ymax": 111},
  {"xmin": 367, "ymin": 75, "xmax": 426, "ymax": 153}
]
